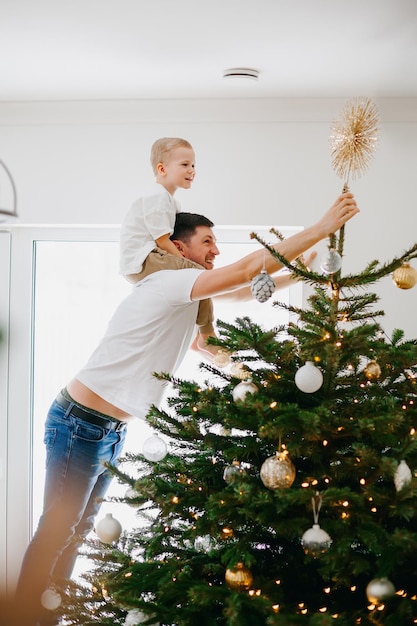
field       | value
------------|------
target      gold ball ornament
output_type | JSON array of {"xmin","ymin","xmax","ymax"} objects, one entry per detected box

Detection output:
[
  {"xmin": 213, "ymin": 348, "xmax": 231, "ymax": 368},
  {"xmin": 392, "ymin": 262, "xmax": 417, "ymax": 290},
  {"xmin": 230, "ymin": 362, "xmax": 252, "ymax": 380},
  {"xmin": 260, "ymin": 450, "xmax": 296, "ymax": 490},
  {"xmin": 225, "ymin": 562, "xmax": 253, "ymax": 591},
  {"xmin": 364, "ymin": 360, "xmax": 381, "ymax": 381}
]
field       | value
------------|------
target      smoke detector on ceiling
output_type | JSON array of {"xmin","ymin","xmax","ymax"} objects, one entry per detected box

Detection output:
[{"xmin": 223, "ymin": 68, "xmax": 259, "ymax": 81}]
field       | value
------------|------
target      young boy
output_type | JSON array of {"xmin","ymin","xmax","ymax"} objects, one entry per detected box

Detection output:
[{"xmin": 119, "ymin": 137, "xmax": 219, "ymax": 360}]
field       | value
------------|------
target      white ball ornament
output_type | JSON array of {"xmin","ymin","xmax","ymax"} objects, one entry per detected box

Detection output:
[
  {"xmin": 95, "ymin": 512, "xmax": 122, "ymax": 543},
  {"xmin": 394, "ymin": 459, "xmax": 412, "ymax": 492},
  {"xmin": 232, "ymin": 379, "xmax": 258, "ymax": 403},
  {"xmin": 295, "ymin": 361, "xmax": 323, "ymax": 393},
  {"xmin": 366, "ymin": 577, "xmax": 396, "ymax": 604},
  {"xmin": 40, "ymin": 588, "xmax": 62, "ymax": 611},
  {"xmin": 142, "ymin": 434, "xmax": 167, "ymax": 462},
  {"xmin": 320, "ymin": 248, "xmax": 343, "ymax": 274},
  {"xmin": 301, "ymin": 523, "xmax": 332, "ymax": 557},
  {"xmin": 124, "ymin": 609, "xmax": 160, "ymax": 625},
  {"xmin": 194, "ymin": 534, "xmax": 214, "ymax": 553}
]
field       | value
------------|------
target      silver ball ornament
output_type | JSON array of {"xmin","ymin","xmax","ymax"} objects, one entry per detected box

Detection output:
[
  {"xmin": 366, "ymin": 577, "xmax": 396, "ymax": 604},
  {"xmin": 260, "ymin": 451, "xmax": 296, "ymax": 489},
  {"xmin": 320, "ymin": 248, "xmax": 342, "ymax": 274},
  {"xmin": 250, "ymin": 270, "xmax": 275, "ymax": 302},
  {"xmin": 223, "ymin": 461, "xmax": 244, "ymax": 484},
  {"xmin": 142, "ymin": 434, "xmax": 167, "ymax": 462},
  {"xmin": 194, "ymin": 534, "xmax": 214, "ymax": 553},
  {"xmin": 301, "ymin": 523, "xmax": 332, "ymax": 557},
  {"xmin": 40, "ymin": 588, "xmax": 62, "ymax": 611}
]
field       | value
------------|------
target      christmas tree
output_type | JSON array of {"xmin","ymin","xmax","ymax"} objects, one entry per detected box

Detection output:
[
  {"xmin": 56, "ymin": 100, "xmax": 417, "ymax": 625},
  {"xmin": 58, "ymin": 228, "xmax": 417, "ymax": 626}
]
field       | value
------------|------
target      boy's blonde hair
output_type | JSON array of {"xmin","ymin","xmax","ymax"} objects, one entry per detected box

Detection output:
[{"xmin": 150, "ymin": 137, "xmax": 193, "ymax": 175}]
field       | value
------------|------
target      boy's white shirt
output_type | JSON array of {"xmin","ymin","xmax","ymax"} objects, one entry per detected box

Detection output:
[{"xmin": 119, "ymin": 183, "xmax": 181, "ymax": 275}]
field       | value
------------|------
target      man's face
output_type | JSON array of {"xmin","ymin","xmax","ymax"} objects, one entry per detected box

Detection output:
[{"xmin": 178, "ymin": 226, "xmax": 220, "ymax": 270}]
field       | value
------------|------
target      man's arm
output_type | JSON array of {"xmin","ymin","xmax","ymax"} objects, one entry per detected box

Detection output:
[
  {"xmin": 191, "ymin": 192, "xmax": 359, "ymax": 301},
  {"xmin": 215, "ymin": 251, "xmax": 317, "ymax": 302}
]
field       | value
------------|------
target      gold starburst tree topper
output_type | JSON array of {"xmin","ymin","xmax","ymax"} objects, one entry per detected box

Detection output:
[
  {"xmin": 330, "ymin": 97, "xmax": 380, "ymax": 190},
  {"xmin": 328, "ymin": 98, "xmax": 380, "ymax": 259}
]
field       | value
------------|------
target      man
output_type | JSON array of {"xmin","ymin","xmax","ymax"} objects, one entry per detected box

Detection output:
[{"xmin": 16, "ymin": 192, "xmax": 358, "ymax": 625}]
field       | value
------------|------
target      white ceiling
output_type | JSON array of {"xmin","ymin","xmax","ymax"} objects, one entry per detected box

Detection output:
[{"xmin": 1, "ymin": 0, "xmax": 417, "ymax": 102}]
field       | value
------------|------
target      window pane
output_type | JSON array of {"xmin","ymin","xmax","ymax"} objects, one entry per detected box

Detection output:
[{"xmin": 32, "ymin": 236, "xmax": 299, "ymax": 578}]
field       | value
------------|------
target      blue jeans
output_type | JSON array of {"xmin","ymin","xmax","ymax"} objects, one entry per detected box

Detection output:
[{"xmin": 16, "ymin": 394, "xmax": 127, "ymax": 626}]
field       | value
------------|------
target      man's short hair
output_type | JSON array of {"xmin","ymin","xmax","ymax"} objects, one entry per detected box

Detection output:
[
  {"xmin": 150, "ymin": 137, "xmax": 193, "ymax": 175},
  {"xmin": 171, "ymin": 212, "xmax": 214, "ymax": 243}
]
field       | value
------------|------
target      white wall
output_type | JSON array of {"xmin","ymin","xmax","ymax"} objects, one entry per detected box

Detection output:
[
  {"xmin": 1, "ymin": 97, "xmax": 417, "ymax": 340},
  {"xmin": 1, "ymin": 97, "xmax": 417, "ymax": 590}
]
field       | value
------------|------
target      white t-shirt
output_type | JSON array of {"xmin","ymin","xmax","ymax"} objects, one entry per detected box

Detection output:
[
  {"xmin": 76, "ymin": 268, "xmax": 203, "ymax": 418},
  {"xmin": 119, "ymin": 183, "xmax": 181, "ymax": 275}
]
